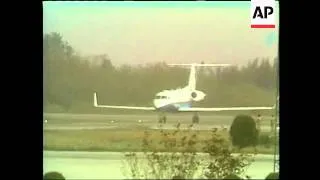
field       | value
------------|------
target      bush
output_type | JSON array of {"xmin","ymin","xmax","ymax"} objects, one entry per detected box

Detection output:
[
  {"xmin": 265, "ymin": 172, "xmax": 279, "ymax": 179},
  {"xmin": 122, "ymin": 123, "xmax": 201, "ymax": 179},
  {"xmin": 122, "ymin": 123, "xmax": 254, "ymax": 179},
  {"xmin": 258, "ymin": 134, "xmax": 278, "ymax": 148},
  {"xmin": 230, "ymin": 115, "xmax": 259, "ymax": 148},
  {"xmin": 203, "ymin": 128, "xmax": 253, "ymax": 179},
  {"xmin": 258, "ymin": 134, "xmax": 270, "ymax": 146},
  {"xmin": 43, "ymin": 171, "xmax": 65, "ymax": 180}
]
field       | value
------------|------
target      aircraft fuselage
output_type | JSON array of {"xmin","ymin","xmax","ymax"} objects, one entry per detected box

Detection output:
[{"xmin": 153, "ymin": 87, "xmax": 206, "ymax": 112}]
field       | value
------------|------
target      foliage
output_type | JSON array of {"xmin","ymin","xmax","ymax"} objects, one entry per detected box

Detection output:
[
  {"xmin": 122, "ymin": 123, "xmax": 201, "ymax": 179},
  {"xmin": 43, "ymin": 171, "xmax": 66, "ymax": 180},
  {"xmin": 122, "ymin": 124, "xmax": 254, "ymax": 179},
  {"xmin": 230, "ymin": 115, "xmax": 259, "ymax": 148},
  {"xmin": 43, "ymin": 32, "xmax": 277, "ymax": 113},
  {"xmin": 202, "ymin": 128, "xmax": 253, "ymax": 179},
  {"xmin": 258, "ymin": 134, "xmax": 278, "ymax": 148}
]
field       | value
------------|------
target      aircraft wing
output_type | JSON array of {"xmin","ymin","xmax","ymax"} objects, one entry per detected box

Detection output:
[
  {"xmin": 93, "ymin": 93, "xmax": 155, "ymax": 111},
  {"xmin": 178, "ymin": 106, "xmax": 275, "ymax": 112}
]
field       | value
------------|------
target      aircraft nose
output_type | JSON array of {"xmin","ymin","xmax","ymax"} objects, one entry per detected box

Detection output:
[{"xmin": 153, "ymin": 99, "xmax": 160, "ymax": 108}]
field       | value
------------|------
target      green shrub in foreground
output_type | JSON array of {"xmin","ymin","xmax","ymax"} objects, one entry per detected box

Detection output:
[
  {"xmin": 258, "ymin": 134, "xmax": 278, "ymax": 148},
  {"xmin": 230, "ymin": 114, "xmax": 259, "ymax": 149},
  {"xmin": 122, "ymin": 123, "xmax": 254, "ymax": 179},
  {"xmin": 43, "ymin": 171, "xmax": 65, "ymax": 180}
]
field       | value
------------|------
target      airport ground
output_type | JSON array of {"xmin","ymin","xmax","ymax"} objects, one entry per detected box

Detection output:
[
  {"xmin": 43, "ymin": 113, "xmax": 276, "ymax": 131},
  {"xmin": 43, "ymin": 113, "xmax": 279, "ymax": 179},
  {"xmin": 43, "ymin": 151, "xmax": 277, "ymax": 179}
]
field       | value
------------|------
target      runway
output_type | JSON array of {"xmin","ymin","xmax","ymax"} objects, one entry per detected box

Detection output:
[
  {"xmin": 44, "ymin": 113, "xmax": 275, "ymax": 131},
  {"xmin": 43, "ymin": 151, "xmax": 277, "ymax": 179}
]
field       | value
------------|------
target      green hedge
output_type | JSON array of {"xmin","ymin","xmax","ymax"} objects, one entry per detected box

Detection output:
[{"xmin": 258, "ymin": 133, "xmax": 278, "ymax": 148}]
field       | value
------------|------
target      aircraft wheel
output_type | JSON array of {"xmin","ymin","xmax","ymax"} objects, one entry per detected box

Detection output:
[
  {"xmin": 158, "ymin": 115, "xmax": 167, "ymax": 124},
  {"xmin": 158, "ymin": 116, "xmax": 163, "ymax": 123},
  {"xmin": 192, "ymin": 114, "xmax": 199, "ymax": 124},
  {"xmin": 163, "ymin": 116, "xmax": 167, "ymax": 124}
]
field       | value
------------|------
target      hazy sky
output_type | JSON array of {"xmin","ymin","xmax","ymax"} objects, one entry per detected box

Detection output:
[{"xmin": 43, "ymin": 1, "xmax": 279, "ymax": 66}]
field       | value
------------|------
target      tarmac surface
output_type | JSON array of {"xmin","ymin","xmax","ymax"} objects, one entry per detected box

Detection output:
[{"xmin": 43, "ymin": 113, "xmax": 279, "ymax": 179}]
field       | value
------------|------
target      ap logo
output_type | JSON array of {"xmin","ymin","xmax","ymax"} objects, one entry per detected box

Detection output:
[{"xmin": 251, "ymin": 0, "xmax": 276, "ymax": 28}]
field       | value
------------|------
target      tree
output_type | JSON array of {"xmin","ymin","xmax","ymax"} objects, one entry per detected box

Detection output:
[
  {"xmin": 99, "ymin": 54, "xmax": 114, "ymax": 71},
  {"xmin": 43, "ymin": 32, "xmax": 277, "ymax": 113},
  {"xmin": 229, "ymin": 115, "xmax": 259, "ymax": 148},
  {"xmin": 255, "ymin": 59, "xmax": 274, "ymax": 89},
  {"xmin": 43, "ymin": 32, "xmax": 82, "ymax": 111}
]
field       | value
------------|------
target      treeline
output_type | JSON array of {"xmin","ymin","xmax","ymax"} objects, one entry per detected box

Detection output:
[{"xmin": 44, "ymin": 32, "xmax": 278, "ymax": 113}]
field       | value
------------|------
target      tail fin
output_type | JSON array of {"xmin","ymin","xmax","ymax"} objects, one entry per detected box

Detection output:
[{"xmin": 168, "ymin": 63, "xmax": 232, "ymax": 90}]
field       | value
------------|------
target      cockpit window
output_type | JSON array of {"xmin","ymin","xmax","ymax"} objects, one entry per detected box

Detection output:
[{"xmin": 155, "ymin": 96, "xmax": 169, "ymax": 99}]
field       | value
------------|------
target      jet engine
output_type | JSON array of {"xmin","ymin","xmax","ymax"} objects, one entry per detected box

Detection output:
[{"xmin": 190, "ymin": 90, "xmax": 206, "ymax": 101}]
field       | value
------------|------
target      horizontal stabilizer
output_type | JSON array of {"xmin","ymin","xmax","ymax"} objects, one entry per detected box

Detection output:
[{"xmin": 168, "ymin": 63, "xmax": 232, "ymax": 67}]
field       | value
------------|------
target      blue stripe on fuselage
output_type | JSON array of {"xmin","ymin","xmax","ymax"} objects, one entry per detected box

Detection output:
[
  {"xmin": 178, "ymin": 102, "xmax": 191, "ymax": 108},
  {"xmin": 156, "ymin": 101, "xmax": 191, "ymax": 112}
]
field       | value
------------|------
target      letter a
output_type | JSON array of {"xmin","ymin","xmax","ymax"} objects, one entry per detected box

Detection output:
[{"xmin": 253, "ymin": 7, "xmax": 264, "ymax": 19}]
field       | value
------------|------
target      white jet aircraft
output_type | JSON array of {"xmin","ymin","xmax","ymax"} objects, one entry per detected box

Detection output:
[{"xmin": 93, "ymin": 63, "xmax": 275, "ymax": 124}]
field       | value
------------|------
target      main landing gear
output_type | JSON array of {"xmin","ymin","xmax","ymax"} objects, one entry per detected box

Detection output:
[
  {"xmin": 192, "ymin": 112, "xmax": 199, "ymax": 124},
  {"xmin": 158, "ymin": 113, "xmax": 167, "ymax": 124},
  {"xmin": 158, "ymin": 112, "xmax": 200, "ymax": 124}
]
